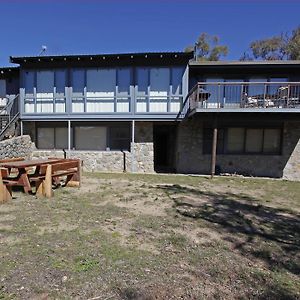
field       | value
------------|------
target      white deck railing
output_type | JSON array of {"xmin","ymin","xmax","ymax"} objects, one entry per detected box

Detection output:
[{"xmin": 186, "ymin": 82, "xmax": 300, "ymax": 111}]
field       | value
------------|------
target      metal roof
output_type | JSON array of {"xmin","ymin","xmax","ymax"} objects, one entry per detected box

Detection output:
[
  {"xmin": 10, "ymin": 51, "xmax": 193, "ymax": 64},
  {"xmin": 0, "ymin": 66, "xmax": 19, "ymax": 72},
  {"xmin": 189, "ymin": 60, "xmax": 300, "ymax": 66},
  {"xmin": 0, "ymin": 67, "xmax": 19, "ymax": 78}
]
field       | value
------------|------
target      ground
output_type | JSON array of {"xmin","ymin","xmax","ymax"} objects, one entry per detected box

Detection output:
[{"xmin": 0, "ymin": 173, "xmax": 299, "ymax": 300}]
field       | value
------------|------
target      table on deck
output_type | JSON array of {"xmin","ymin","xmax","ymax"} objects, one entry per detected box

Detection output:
[{"xmin": 0, "ymin": 158, "xmax": 64, "ymax": 193}]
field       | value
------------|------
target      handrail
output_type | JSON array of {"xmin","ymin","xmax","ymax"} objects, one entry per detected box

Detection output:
[
  {"xmin": 0, "ymin": 95, "xmax": 20, "ymax": 140},
  {"xmin": 175, "ymin": 84, "xmax": 198, "ymax": 120},
  {"xmin": 195, "ymin": 81, "xmax": 300, "ymax": 85},
  {"xmin": 176, "ymin": 81, "xmax": 300, "ymax": 119}
]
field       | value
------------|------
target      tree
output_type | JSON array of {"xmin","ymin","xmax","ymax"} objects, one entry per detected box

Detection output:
[
  {"xmin": 287, "ymin": 26, "xmax": 300, "ymax": 60},
  {"xmin": 241, "ymin": 26, "xmax": 300, "ymax": 60},
  {"xmin": 185, "ymin": 33, "xmax": 228, "ymax": 61}
]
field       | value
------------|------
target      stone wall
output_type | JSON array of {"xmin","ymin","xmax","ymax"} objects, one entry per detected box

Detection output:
[
  {"xmin": 32, "ymin": 150, "xmax": 129, "ymax": 172},
  {"xmin": 0, "ymin": 135, "xmax": 34, "ymax": 159},
  {"xmin": 30, "ymin": 121, "xmax": 155, "ymax": 173},
  {"xmin": 132, "ymin": 122, "xmax": 154, "ymax": 173},
  {"xmin": 176, "ymin": 118, "xmax": 300, "ymax": 180},
  {"xmin": 282, "ymin": 122, "xmax": 300, "ymax": 181}
]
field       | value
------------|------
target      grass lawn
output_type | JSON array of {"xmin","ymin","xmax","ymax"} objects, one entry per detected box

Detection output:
[{"xmin": 0, "ymin": 173, "xmax": 299, "ymax": 299}]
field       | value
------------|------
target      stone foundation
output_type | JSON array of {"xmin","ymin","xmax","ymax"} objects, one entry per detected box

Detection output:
[
  {"xmin": 0, "ymin": 135, "xmax": 34, "ymax": 159},
  {"xmin": 30, "ymin": 121, "xmax": 155, "ymax": 173},
  {"xmin": 282, "ymin": 122, "xmax": 300, "ymax": 181},
  {"xmin": 32, "ymin": 150, "xmax": 129, "ymax": 172},
  {"xmin": 176, "ymin": 118, "xmax": 300, "ymax": 180}
]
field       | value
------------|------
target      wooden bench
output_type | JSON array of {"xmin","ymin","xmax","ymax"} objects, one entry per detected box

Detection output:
[
  {"xmin": 0, "ymin": 168, "xmax": 20, "ymax": 202},
  {"xmin": 0, "ymin": 157, "xmax": 24, "ymax": 163},
  {"xmin": 30, "ymin": 159, "xmax": 81, "ymax": 198}
]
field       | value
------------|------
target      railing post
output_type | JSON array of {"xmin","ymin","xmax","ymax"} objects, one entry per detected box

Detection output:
[
  {"xmin": 218, "ymin": 83, "xmax": 221, "ymax": 108},
  {"xmin": 68, "ymin": 120, "xmax": 71, "ymax": 151},
  {"xmin": 131, "ymin": 120, "xmax": 136, "ymax": 173},
  {"xmin": 240, "ymin": 84, "xmax": 244, "ymax": 108},
  {"xmin": 263, "ymin": 83, "xmax": 267, "ymax": 108},
  {"xmin": 196, "ymin": 84, "xmax": 200, "ymax": 108},
  {"xmin": 287, "ymin": 84, "xmax": 290, "ymax": 108}
]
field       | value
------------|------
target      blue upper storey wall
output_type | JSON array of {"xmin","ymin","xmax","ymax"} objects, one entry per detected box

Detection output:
[{"xmin": 10, "ymin": 52, "xmax": 192, "ymax": 120}]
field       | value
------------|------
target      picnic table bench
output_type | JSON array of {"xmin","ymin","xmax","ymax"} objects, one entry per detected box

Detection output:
[
  {"xmin": 0, "ymin": 158, "xmax": 81, "ymax": 201},
  {"xmin": 30, "ymin": 159, "xmax": 81, "ymax": 198}
]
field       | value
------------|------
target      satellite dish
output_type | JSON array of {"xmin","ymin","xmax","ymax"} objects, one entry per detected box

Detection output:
[{"xmin": 38, "ymin": 45, "xmax": 47, "ymax": 56}]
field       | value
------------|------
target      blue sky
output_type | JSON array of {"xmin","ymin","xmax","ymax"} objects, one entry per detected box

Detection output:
[{"xmin": 0, "ymin": 0, "xmax": 299, "ymax": 66}]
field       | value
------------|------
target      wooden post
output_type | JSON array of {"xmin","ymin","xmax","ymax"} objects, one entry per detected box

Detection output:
[
  {"xmin": 44, "ymin": 165, "xmax": 53, "ymax": 198},
  {"xmin": 211, "ymin": 118, "xmax": 218, "ymax": 179},
  {"xmin": 0, "ymin": 172, "xmax": 12, "ymax": 203},
  {"xmin": 36, "ymin": 181, "xmax": 44, "ymax": 198},
  {"xmin": 66, "ymin": 159, "xmax": 81, "ymax": 187}
]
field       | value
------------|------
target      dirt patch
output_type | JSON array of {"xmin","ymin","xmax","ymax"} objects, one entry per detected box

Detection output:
[{"xmin": 0, "ymin": 173, "xmax": 299, "ymax": 299}]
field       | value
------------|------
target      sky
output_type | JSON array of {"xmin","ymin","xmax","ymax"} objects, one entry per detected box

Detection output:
[{"xmin": 0, "ymin": 0, "xmax": 299, "ymax": 66}]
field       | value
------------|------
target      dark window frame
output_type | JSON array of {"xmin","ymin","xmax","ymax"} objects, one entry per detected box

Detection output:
[
  {"xmin": 36, "ymin": 124, "xmax": 68, "ymax": 150},
  {"xmin": 203, "ymin": 126, "xmax": 283, "ymax": 155}
]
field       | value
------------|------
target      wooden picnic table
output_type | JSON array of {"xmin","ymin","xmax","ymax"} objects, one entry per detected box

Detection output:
[{"xmin": 0, "ymin": 158, "xmax": 65, "ymax": 193}]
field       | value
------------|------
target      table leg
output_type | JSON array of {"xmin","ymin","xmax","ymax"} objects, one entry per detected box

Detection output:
[{"xmin": 18, "ymin": 169, "xmax": 32, "ymax": 194}]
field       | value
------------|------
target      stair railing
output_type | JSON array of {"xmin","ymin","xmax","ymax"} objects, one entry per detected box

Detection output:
[
  {"xmin": 0, "ymin": 94, "xmax": 20, "ymax": 140},
  {"xmin": 176, "ymin": 84, "xmax": 198, "ymax": 120}
]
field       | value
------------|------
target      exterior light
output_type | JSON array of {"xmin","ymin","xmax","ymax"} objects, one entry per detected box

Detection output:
[
  {"xmin": 103, "ymin": 56, "xmax": 105, "ymax": 60},
  {"xmin": 64, "ymin": 57, "xmax": 67, "ymax": 61},
  {"xmin": 117, "ymin": 56, "xmax": 120, "ymax": 59}
]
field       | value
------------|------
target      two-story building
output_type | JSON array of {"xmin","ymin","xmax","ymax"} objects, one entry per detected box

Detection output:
[{"xmin": 1, "ymin": 52, "xmax": 300, "ymax": 180}]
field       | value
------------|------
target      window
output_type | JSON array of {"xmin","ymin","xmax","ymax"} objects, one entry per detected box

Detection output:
[
  {"xmin": 109, "ymin": 127, "xmax": 130, "ymax": 150},
  {"xmin": 24, "ymin": 71, "xmax": 35, "ymax": 94},
  {"xmin": 72, "ymin": 69, "xmax": 85, "ymax": 93},
  {"xmin": 37, "ymin": 127, "xmax": 54, "ymax": 149},
  {"xmin": 263, "ymin": 129, "xmax": 281, "ymax": 153},
  {"xmin": 203, "ymin": 127, "xmax": 282, "ymax": 155},
  {"xmin": 55, "ymin": 70, "xmax": 67, "ymax": 93},
  {"xmin": 245, "ymin": 129, "xmax": 263, "ymax": 153},
  {"xmin": 37, "ymin": 127, "xmax": 68, "ymax": 149},
  {"xmin": 74, "ymin": 126, "xmax": 107, "ymax": 150},
  {"xmin": 227, "ymin": 128, "xmax": 245, "ymax": 153}
]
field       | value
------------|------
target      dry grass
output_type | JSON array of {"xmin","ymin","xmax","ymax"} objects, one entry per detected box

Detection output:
[{"xmin": 0, "ymin": 172, "xmax": 299, "ymax": 299}]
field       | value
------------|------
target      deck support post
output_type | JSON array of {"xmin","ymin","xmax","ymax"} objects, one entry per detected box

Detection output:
[
  {"xmin": 20, "ymin": 120, "xmax": 23, "ymax": 136},
  {"xmin": 210, "ymin": 117, "xmax": 218, "ymax": 179},
  {"xmin": 68, "ymin": 120, "xmax": 71, "ymax": 152},
  {"xmin": 131, "ymin": 120, "xmax": 135, "ymax": 173}
]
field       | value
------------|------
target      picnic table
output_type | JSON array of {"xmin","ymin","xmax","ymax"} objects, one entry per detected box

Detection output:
[{"xmin": 0, "ymin": 158, "xmax": 64, "ymax": 193}]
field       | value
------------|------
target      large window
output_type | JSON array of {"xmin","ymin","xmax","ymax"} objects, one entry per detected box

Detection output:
[
  {"xmin": 203, "ymin": 127, "xmax": 282, "ymax": 155},
  {"xmin": 74, "ymin": 126, "xmax": 107, "ymax": 151},
  {"xmin": 36, "ymin": 124, "xmax": 131, "ymax": 151},
  {"xmin": 37, "ymin": 127, "xmax": 68, "ymax": 149},
  {"xmin": 109, "ymin": 127, "xmax": 130, "ymax": 150}
]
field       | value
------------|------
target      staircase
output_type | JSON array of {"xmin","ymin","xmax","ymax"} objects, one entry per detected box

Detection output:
[{"xmin": 0, "ymin": 95, "xmax": 20, "ymax": 140}]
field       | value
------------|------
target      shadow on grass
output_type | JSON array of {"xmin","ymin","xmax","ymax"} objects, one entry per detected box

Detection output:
[{"xmin": 158, "ymin": 184, "xmax": 300, "ymax": 277}]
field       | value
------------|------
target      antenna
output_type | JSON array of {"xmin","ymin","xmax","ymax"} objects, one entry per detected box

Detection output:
[{"xmin": 38, "ymin": 45, "xmax": 47, "ymax": 56}]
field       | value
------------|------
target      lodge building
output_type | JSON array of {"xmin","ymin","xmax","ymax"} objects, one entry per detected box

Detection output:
[{"xmin": 1, "ymin": 52, "xmax": 300, "ymax": 179}]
